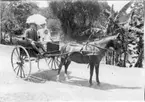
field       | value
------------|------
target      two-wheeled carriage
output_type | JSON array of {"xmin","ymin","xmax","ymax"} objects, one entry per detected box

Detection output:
[{"xmin": 11, "ymin": 38, "xmax": 61, "ymax": 79}]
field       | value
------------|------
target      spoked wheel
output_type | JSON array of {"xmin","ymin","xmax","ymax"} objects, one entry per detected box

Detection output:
[
  {"xmin": 45, "ymin": 56, "xmax": 60, "ymax": 70},
  {"xmin": 11, "ymin": 46, "xmax": 31, "ymax": 79}
]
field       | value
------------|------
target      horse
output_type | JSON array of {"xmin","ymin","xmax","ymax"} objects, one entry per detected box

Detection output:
[{"xmin": 57, "ymin": 33, "xmax": 121, "ymax": 86}]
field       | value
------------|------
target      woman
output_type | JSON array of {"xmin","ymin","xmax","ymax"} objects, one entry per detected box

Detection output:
[{"xmin": 37, "ymin": 23, "xmax": 52, "ymax": 51}]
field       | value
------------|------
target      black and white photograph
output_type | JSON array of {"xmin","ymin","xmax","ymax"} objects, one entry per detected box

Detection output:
[{"xmin": 0, "ymin": 0, "xmax": 144, "ymax": 101}]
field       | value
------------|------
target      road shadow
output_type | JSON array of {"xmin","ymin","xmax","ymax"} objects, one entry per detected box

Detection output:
[
  {"xmin": 24, "ymin": 69, "xmax": 141, "ymax": 90},
  {"xmin": 60, "ymin": 75, "xmax": 142, "ymax": 90},
  {"xmin": 64, "ymin": 77, "xmax": 141, "ymax": 90},
  {"xmin": 25, "ymin": 69, "xmax": 71, "ymax": 83}
]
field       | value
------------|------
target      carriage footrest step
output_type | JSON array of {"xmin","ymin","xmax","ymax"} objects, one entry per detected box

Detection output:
[
  {"xmin": 24, "ymin": 57, "xmax": 37, "ymax": 62},
  {"xmin": 30, "ymin": 57, "xmax": 37, "ymax": 61}
]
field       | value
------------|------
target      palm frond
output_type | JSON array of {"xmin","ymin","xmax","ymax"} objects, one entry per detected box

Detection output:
[{"xmin": 115, "ymin": 1, "xmax": 133, "ymax": 21}]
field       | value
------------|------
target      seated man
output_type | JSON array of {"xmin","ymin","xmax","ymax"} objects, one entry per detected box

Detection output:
[{"xmin": 24, "ymin": 23, "xmax": 45, "ymax": 54}]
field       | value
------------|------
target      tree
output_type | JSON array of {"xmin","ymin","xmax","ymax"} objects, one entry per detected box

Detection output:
[
  {"xmin": 102, "ymin": 1, "xmax": 133, "ymax": 67},
  {"xmin": 50, "ymin": 0, "xmax": 102, "ymax": 42},
  {"xmin": 104, "ymin": 1, "xmax": 144, "ymax": 68},
  {"xmin": 39, "ymin": 3, "xmax": 55, "ymax": 19},
  {"xmin": 0, "ymin": 1, "xmax": 18, "ymax": 44},
  {"xmin": 0, "ymin": 1, "xmax": 39, "ymax": 44},
  {"xmin": 47, "ymin": 19, "xmax": 61, "ymax": 32},
  {"xmin": 128, "ymin": 1, "xmax": 144, "ymax": 68},
  {"xmin": 10, "ymin": 1, "xmax": 39, "ymax": 33}
]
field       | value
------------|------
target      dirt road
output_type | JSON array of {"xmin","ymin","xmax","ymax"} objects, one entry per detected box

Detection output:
[{"xmin": 0, "ymin": 44, "xmax": 144, "ymax": 102}]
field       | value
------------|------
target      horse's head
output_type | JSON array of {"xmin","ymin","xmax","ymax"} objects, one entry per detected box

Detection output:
[
  {"xmin": 91, "ymin": 33, "xmax": 121, "ymax": 51},
  {"xmin": 105, "ymin": 33, "xmax": 122, "ymax": 51}
]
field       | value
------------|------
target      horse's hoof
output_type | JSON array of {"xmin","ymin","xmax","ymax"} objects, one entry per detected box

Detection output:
[
  {"xmin": 97, "ymin": 82, "xmax": 100, "ymax": 86},
  {"xmin": 65, "ymin": 77, "xmax": 70, "ymax": 81},
  {"xmin": 89, "ymin": 83, "xmax": 93, "ymax": 87},
  {"xmin": 56, "ymin": 79, "xmax": 60, "ymax": 82},
  {"xmin": 65, "ymin": 78, "xmax": 69, "ymax": 82},
  {"xmin": 64, "ymin": 74, "xmax": 69, "ymax": 81},
  {"xmin": 56, "ymin": 77, "xmax": 60, "ymax": 82}
]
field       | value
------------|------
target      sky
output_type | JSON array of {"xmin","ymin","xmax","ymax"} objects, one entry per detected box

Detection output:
[
  {"xmin": 107, "ymin": 1, "xmax": 130, "ymax": 12},
  {"xmin": 35, "ymin": 1, "xmax": 49, "ymax": 8},
  {"xmin": 35, "ymin": 0, "xmax": 130, "ymax": 12}
]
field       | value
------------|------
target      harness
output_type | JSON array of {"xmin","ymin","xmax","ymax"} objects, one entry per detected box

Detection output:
[{"xmin": 80, "ymin": 42, "xmax": 112, "ymax": 54}]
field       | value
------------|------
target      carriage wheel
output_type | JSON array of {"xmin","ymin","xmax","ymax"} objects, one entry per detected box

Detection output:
[
  {"xmin": 11, "ymin": 46, "xmax": 31, "ymax": 79},
  {"xmin": 45, "ymin": 56, "xmax": 60, "ymax": 70}
]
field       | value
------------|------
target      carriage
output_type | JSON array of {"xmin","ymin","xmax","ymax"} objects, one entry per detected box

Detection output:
[
  {"xmin": 11, "ymin": 32, "xmax": 120, "ymax": 86},
  {"xmin": 10, "ymin": 13, "xmax": 121, "ymax": 84},
  {"xmin": 11, "ymin": 37, "xmax": 62, "ymax": 79}
]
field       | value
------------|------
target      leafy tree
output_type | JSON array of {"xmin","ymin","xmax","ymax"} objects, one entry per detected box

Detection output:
[
  {"xmin": 10, "ymin": 1, "xmax": 39, "ymax": 33},
  {"xmin": 39, "ymin": 3, "xmax": 55, "ymax": 19},
  {"xmin": 101, "ymin": 1, "xmax": 133, "ymax": 67},
  {"xmin": 104, "ymin": 1, "xmax": 144, "ymax": 68},
  {"xmin": 117, "ymin": 1, "xmax": 144, "ymax": 68},
  {"xmin": 128, "ymin": 1, "xmax": 144, "ymax": 68},
  {"xmin": 0, "ymin": 1, "xmax": 39, "ymax": 44},
  {"xmin": 47, "ymin": 19, "xmax": 61, "ymax": 32},
  {"xmin": 0, "ymin": 1, "xmax": 17, "ymax": 44},
  {"xmin": 1, "ymin": 1, "xmax": 39, "ymax": 31},
  {"xmin": 50, "ymin": 0, "xmax": 102, "ymax": 42}
]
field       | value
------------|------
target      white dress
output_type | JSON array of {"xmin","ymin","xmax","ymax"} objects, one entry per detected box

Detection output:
[
  {"xmin": 37, "ymin": 28, "xmax": 52, "ymax": 50},
  {"xmin": 37, "ymin": 28, "xmax": 52, "ymax": 42}
]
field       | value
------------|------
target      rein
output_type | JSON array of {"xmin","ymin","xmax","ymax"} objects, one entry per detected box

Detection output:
[
  {"xmin": 88, "ymin": 43, "xmax": 109, "ymax": 51},
  {"xmin": 87, "ymin": 44, "xmax": 114, "ymax": 53},
  {"xmin": 82, "ymin": 41, "xmax": 113, "ymax": 52}
]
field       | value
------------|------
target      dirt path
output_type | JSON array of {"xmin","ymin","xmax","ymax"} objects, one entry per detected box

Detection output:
[{"xmin": 0, "ymin": 44, "xmax": 144, "ymax": 102}]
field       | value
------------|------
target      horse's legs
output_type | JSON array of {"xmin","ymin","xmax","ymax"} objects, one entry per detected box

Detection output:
[
  {"xmin": 64, "ymin": 60, "xmax": 71, "ymax": 81},
  {"xmin": 95, "ymin": 63, "xmax": 100, "ymax": 85},
  {"xmin": 89, "ymin": 63, "xmax": 94, "ymax": 86},
  {"xmin": 56, "ymin": 58, "xmax": 65, "ymax": 81}
]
